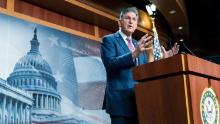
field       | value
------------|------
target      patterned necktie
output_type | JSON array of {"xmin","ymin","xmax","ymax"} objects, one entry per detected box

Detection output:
[{"xmin": 126, "ymin": 37, "xmax": 135, "ymax": 52}]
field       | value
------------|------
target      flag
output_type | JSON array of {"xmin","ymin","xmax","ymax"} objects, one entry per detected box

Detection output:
[{"xmin": 153, "ymin": 27, "xmax": 162, "ymax": 61}]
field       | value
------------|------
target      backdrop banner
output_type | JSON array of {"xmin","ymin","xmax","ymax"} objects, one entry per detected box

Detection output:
[{"xmin": 0, "ymin": 13, "xmax": 110, "ymax": 124}]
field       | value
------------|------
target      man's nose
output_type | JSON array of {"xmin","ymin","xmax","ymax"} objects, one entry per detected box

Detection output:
[{"xmin": 129, "ymin": 19, "xmax": 133, "ymax": 24}]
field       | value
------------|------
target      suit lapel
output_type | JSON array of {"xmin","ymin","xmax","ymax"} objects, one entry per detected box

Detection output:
[
  {"xmin": 114, "ymin": 32, "xmax": 142, "ymax": 65},
  {"xmin": 114, "ymin": 32, "xmax": 130, "ymax": 53}
]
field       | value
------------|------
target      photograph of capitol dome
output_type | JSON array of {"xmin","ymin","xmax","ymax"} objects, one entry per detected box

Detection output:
[{"xmin": 0, "ymin": 13, "xmax": 110, "ymax": 124}]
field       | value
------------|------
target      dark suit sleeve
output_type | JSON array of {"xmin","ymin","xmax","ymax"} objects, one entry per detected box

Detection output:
[
  {"xmin": 101, "ymin": 36, "xmax": 135, "ymax": 71},
  {"xmin": 143, "ymin": 51, "xmax": 148, "ymax": 64}
]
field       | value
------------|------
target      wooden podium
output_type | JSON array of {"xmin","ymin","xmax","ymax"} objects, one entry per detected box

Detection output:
[{"xmin": 132, "ymin": 54, "xmax": 220, "ymax": 124}]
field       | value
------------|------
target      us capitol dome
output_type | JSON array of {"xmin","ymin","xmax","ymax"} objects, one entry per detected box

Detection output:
[{"xmin": 7, "ymin": 28, "xmax": 61, "ymax": 122}]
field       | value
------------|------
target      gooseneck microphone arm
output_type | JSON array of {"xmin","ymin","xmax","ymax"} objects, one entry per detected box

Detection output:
[{"xmin": 180, "ymin": 41, "xmax": 195, "ymax": 56}]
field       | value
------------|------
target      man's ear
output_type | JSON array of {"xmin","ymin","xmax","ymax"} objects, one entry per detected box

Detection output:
[{"xmin": 118, "ymin": 19, "xmax": 121, "ymax": 28}]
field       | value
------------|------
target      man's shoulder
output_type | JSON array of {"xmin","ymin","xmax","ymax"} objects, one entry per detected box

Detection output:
[
  {"xmin": 102, "ymin": 33, "xmax": 114, "ymax": 39},
  {"xmin": 102, "ymin": 32, "xmax": 120, "ymax": 42},
  {"xmin": 103, "ymin": 32, "xmax": 119, "ymax": 39}
]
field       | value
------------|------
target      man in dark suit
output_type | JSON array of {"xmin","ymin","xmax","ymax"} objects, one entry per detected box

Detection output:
[{"xmin": 101, "ymin": 7, "xmax": 179, "ymax": 124}]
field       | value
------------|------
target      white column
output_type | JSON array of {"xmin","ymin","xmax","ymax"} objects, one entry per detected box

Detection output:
[
  {"xmin": 42, "ymin": 94, "xmax": 45, "ymax": 108},
  {"xmin": 9, "ymin": 98, "xmax": 12, "ymax": 124},
  {"xmin": 22, "ymin": 104, "xmax": 25, "ymax": 124},
  {"xmin": 41, "ymin": 94, "xmax": 43, "ymax": 109},
  {"xmin": 28, "ymin": 106, "xmax": 31, "ymax": 124},
  {"xmin": 54, "ymin": 97, "xmax": 56, "ymax": 110},
  {"xmin": 56, "ymin": 98, "xmax": 59, "ymax": 111},
  {"xmin": 45, "ymin": 95, "xmax": 48, "ymax": 109},
  {"xmin": 36, "ymin": 94, "xmax": 38, "ymax": 108},
  {"xmin": 53, "ymin": 97, "xmax": 55, "ymax": 110},
  {"xmin": 49, "ymin": 96, "xmax": 51, "ymax": 109},
  {"xmin": 51, "ymin": 96, "xmax": 53, "ymax": 109},
  {"xmin": 19, "ymin": 102, "xmax": 22, "ymax": 124},
  {"xmin": 17, "ymin": 102, "xmax": 20, "ymax": 124},
  {"xmin": 52, "ymin": 97, "xmax": 54, "ymax": 109},
  {"xmin": 2, "ymin": 95, "xmax": 6, "ymax": 124},
  {"xmin": 26, "ymin": 105, "xmax": 31, "ymax": 124},
  {"xmin": 22, "ymin": 104, "xmax": 24, "ymax": 124},
  {"xmin": 55, "ymin": 98, "xmax": 57, "ymax": 111},
  {"xmin": 48, "ymin": 96, "xmax": 50, "ymax": 109},
  {"xmin": 12, "ymin": 100, "xmax": 14, "ymax": 124},
  {"xmin": 20, "ymin": 102, "xmax": 24, "ymax": 124},
  {"xmin": 15, "ymin": 101, "xmax": 18, "ymax": 124},
  {"xmin": 44, "ymin": 95, "xmax": 46, "ymax": 109},
  {"xmin": 58, "ymin": 100, "xmax": 61, "ymax": 112},
  {"xmin": 25, "ymin": 105, "xmax": 28, "ymax": 124}
]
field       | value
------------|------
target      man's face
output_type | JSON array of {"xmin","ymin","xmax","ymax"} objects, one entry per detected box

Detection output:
[{"xmin": 119, "ymin": 12, "xmax": 138, "ymax": 36}]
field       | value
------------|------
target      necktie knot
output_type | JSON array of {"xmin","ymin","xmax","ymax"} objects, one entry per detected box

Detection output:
[
  {"xmin": 126, "ymin": 37, "xmax": 132, "ymax": 43},
  {"xmin": 126, "ymin": 37, "xmax": 135, "ymax": 52}
]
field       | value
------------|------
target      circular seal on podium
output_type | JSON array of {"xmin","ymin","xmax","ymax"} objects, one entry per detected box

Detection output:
[{"xmin": 200, "ymin": 88, "xmax": 219, "ymax": 124}]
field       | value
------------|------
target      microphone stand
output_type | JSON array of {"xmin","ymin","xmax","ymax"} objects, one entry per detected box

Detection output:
[{"xmin": 180, "ymin": 41, "xmax": 195, "ymax": 56}]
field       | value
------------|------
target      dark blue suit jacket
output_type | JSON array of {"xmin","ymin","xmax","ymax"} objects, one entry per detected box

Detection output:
[{"xmin": 101, "ymin": 31, "xmax": 148, "ymax": 117}]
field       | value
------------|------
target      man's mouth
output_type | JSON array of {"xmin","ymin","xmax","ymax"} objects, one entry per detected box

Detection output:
[{"xmin": 128, "ymin": 26, "xmax": 133, "ymax": 29}]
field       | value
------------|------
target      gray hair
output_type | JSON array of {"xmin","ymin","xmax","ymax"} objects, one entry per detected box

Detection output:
[{"xmin": 119, "ymin": 7, "xmax": 139, "ymax": 20}]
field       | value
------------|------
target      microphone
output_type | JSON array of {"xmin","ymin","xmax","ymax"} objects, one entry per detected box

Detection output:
[{"xmin": 180, "ymin": 41, "xmax": 195, "ymax": 56}]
